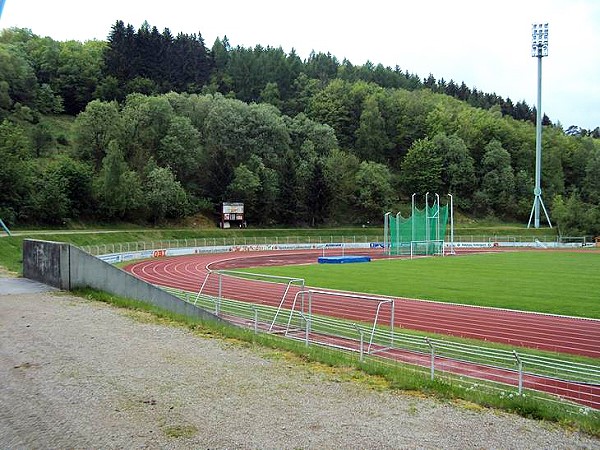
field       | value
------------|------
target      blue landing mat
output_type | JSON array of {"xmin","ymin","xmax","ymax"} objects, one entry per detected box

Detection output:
[{"xmin": 317, "ymin": 256, "xmax": 371, "ymax": 264}]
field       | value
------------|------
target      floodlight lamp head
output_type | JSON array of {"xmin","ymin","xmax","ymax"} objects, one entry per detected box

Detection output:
[{"xmin": 531, "ymin": 23, "xmax": 549, "ymax": 57}]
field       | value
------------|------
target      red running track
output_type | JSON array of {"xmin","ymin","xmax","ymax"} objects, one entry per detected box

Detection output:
[
  {"xmin": 124, "ymin": 249, "xmax": 600, "ymax": 408},
  {"xmin": 124, "ymin": 250, "xmax": 600, "ymax": 359}
]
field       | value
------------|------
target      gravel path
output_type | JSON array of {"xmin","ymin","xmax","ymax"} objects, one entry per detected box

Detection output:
[{"xmin": 1, "ymin": 287, "xmax": 598, "ymax": 449}]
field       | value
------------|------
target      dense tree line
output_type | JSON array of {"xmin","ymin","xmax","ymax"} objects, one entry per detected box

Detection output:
[
  {"xmin": 0, "ymin": 23, "xmax": 599, "ymax": 234},
  {"xmin": 102, "ymin": 20, "xmax": 212, "ymax": 99}
]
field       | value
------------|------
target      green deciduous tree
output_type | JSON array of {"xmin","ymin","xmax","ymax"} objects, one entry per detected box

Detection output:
[
  {"xmin": 120, "ymin": 93, "xmax": 174, "ymax": 171},
  {"xmin": 73, "ymin": 99, "xmax": 122, "ymax": 170},
  {"xmin": 323, "ymin": 149, "xmax": 360, "ymax": 222},
  {"xmin": 260, "ymin": 81, "xmax": 282, "ymax": 109},
  {"xmin": 144, "ymin": 165, "xmax": 189, "ymax": 223},
  {"xmin": 26, "ymin": 155, "xmax": 94, "ymax": 224},
  {"xmin": 227, "ymin": 163, "xmax": 261, "ymax": 210},
  {"xmin": 400, "ymin": 138, "xmax": 442, "ymax": 195},
  {"xmin": 28, "ymin": 171, "xmax": 69, "ymax": 225},
  {"xmin": 246, "ymin": 155, "xmax": 279, "ymax": 225},
  {"xmin": 277, "ymin": 151, "xmax": 300, "ymax": 225},
  {"xmin": 53, "ymin": 40, "xmax": 105, "ymax": 114},
  {"xmin": 305, "ymin": 159, "xmax": 330, "ymax": 226},
  {"xmin": 308, "ymin": 79, "xmax": 355, "ymax": 149},
  {"xmin": 157, "ymin": 115, "xmax": 203, "ymax": 191},
  {"xmin": 582, "ymin": 149, "xmax": 600, "ymax": 204},
  {"xmin": 94, "ymin": 140, "xmax": 143, "ymax": 220},
  {"xmin": 477, "ymin": 140, "xmax": 515, "ymax": 216},
  {"xmin": 0, "ymin": 43, "xmax": 38, "ymax": 117},
  {"xmin": 352, "ymin": 161, "xmax": 394, "ymax": 223},
  {"xmin": 431, "ymin": 133, "xmax": 476, "ymax": 209},
  {"xmin": 30, "ymin": 121, "xmax": 53, "ymax": 157},
  {"xmin": 0, "ymin": 120, "xmax": 33, "ymax": 223},
  {"xmin": 30, "ymin": 155, "xmax": 95, "ymax": 222},
  {"xmin": 552, "ymin": 193, "xmax": 600, "ymax": 236},
  {"xmin": 514, "ymin": 169, "xmax": 534, "ymax": 219},
  {"xmin": 35, "ymin": 83, "xmax": 64, "ymax": 114},
  {"xmin": 355, "ymin": 95, "xmax": 392, "ymax": 163},
  {"xmin": 286, "ymin": 112, "xmax": 338, "ymax": 156}
]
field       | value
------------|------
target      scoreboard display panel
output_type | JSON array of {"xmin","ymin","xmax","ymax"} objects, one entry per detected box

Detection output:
[{"xmin": 221, "ymin": 202, "xmax": 245, "ymax": 227}]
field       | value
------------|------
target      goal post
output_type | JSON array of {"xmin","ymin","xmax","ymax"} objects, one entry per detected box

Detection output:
[
  {"xmin": 284, "ymin": 289, "xmax": 396, "ymax": 355},
  {"xmin": 410, "ymin": 240, "xmax": 445, "ymax": 258}
]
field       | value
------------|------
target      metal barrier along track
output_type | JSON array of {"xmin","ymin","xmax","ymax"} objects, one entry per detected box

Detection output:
[
  {"xmin": 194, "ymin": 269, "xmax": 305, "ymax": 325},
  {"xmin": 163, "ymin": 285, "xmax": 600, "ymax": 411},
  {"xmin": 80, "ymin": 233, "xmax": 580, "ymax": 257}
]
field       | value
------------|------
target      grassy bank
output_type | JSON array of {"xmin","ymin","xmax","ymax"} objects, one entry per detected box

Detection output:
[
  {"xmin": 0, "ymin": 224, "xmax": 557, "ymax": 274},
  {"xmin": 78, "ymin": 288, "xmax": 600, "ymax": 437}
]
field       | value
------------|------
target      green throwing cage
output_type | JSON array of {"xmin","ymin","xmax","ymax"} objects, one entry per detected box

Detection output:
[{"xmin": 384, "ymin": 193, "xmax": 454, "ymax": 257}]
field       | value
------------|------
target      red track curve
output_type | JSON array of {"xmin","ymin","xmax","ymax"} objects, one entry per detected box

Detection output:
[
  {"xmin": 123, "ymin": 249, "xmax": 600, "ymax": 408},
  {"xmin": 124, "ymin": 250, "xmax": 600, "ymax": 359}
]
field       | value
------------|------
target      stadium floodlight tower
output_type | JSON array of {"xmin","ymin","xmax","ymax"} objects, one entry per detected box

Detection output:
[{"xmin": 528, "ymin": 23, "xmax": 552, "ymax": 229}]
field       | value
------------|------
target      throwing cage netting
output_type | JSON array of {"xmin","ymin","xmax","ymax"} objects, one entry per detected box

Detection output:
[{"xmin": 384, "ymin": 194, "xmax": 453, "ymax": 257}]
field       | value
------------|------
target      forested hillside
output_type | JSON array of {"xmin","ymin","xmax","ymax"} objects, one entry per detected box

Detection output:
[{"xmin": 0, "ymin": 22, "xmax": 599, "ymax": 233}]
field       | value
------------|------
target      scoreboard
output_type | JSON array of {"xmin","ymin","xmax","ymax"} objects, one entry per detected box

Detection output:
[{"xmin": 221, "ymin": 202, "xmax": 245, "ymax": 228}]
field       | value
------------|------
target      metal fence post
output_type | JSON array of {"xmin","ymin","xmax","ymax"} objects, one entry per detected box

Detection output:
[
  {"xmin": 305, "ymin": 291, "xmax": 312, "ymax": 347},
  {"xmin": 353, "ymin": 324, "xmax": 364, "ymax": 362},
  {"xmin": 217, "ymin": 273, "xmax": 222, "ymax": 315},
  {"xmin": 513, "ymin": 350, "xmax": 523, "ymax": 394},
  {"xmin": 253, "ymin": 307, "xmax": 259, "ymax": 334},
  {"xmin": 426, "ymin": 338, "xmax": 435, "ymax": 381}
]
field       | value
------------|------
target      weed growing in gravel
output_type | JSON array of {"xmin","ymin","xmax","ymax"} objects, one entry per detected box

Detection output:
[{"xmin": 162, "ymin": 424, "xmax": 198, "ymax": 439}]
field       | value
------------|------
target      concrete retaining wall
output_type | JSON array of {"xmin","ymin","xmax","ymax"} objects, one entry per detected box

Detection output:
[
  {"xmin": 23, "ymin": 240, "xmax": 70, "ymax": 289},
  {"xmin": 23, "ymin": 239, "xmax": 220, "ymax": 323}
]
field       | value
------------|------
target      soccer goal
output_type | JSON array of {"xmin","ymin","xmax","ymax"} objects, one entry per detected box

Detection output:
[
  {"xmin": 410, "ymin": 240, "xmax": 445, "ymax": 258},
  {"xmin": 194, "ymin": 269, "xmax": 305, "ymax": 332},
  {"xmin": 283, "ymin": 289, "xmax": 396, "ymax": 357}
]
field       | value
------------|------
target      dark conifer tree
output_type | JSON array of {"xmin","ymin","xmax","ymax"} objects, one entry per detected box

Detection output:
[
  {"xmin": 445, "ymin": 80, "xmax": 458, "ymax": 97},
  {"xmin": 104, "ymin": 21, "xmax": 134, "ymax": 81},
  {"xmin": 457, "ymin": 82, "xmax": 470, "ymax": 101},
  {"xmin": 423, "ymin": 73, "xmax": 436, "ymax": 90}
]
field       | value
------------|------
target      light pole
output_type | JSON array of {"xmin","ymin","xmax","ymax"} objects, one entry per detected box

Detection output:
[
  {"xmin": 411, "ymin": 193, "xmax": 416, "ymax": 242},
  {"xmin": 527, "ymin": 23, "xmax": 552, "ymax": 229},
  {"xmin": 384, "ymin": 212, "xmax": 391, "ymax": 255},
  {"xmin": 448, "ymin": 194, "xmax": 455, "ymax": 255}
]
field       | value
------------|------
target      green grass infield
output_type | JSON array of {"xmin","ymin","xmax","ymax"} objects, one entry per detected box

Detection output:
[{"xmin": 241, "ymin": 250, "xmax": 600, "ymax": 319}]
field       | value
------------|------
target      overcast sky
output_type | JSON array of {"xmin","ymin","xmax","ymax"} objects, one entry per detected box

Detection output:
[{"xmin": 1, "ymin": 0, "xmax": 599, "ymax": 129}]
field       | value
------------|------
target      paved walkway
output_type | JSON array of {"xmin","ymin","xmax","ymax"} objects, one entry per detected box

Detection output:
[{"xmin": 0, "ymin": 277, "xmax": 57, "ymax": 295}]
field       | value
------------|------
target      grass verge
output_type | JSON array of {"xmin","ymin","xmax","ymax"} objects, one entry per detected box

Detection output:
[
  {"xmin": 75, "ymin": 288, "xmax": 600, "ymax": 437},
  {"xmin": 0, "ymin": 225, "xmax": 557, "ymax": 275},
  {"xmin": 171, "ymin": 286, "xmax": 599, "ymax": 370}
]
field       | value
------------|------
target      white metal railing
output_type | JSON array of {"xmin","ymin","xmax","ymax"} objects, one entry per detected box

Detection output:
[
  {"xmin": 93, "ymin": 236, "xmax": 597, "ymax": 413},
  {"xmin": 81, "ymin": 235, "xmax": 385, "ymax": 256},
  {"xmin": 78, "ymin": 234, "xmax": 582, "ymax": 257},
  {"xmin": 161, "ymin": 283, "xmax": 600, "ymax": 412}
]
